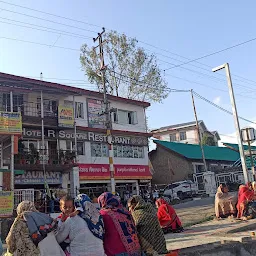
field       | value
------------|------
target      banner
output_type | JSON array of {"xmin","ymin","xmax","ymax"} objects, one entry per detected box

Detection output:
[
  {"xmin": 58, "ymin": 106, "xmax": 74, "ymax": 128},
  {"xmin": 0, "ymin": 191, "xmax": 14, "ymax": 217},
  {"xmin": 15, "ymin": 171, "xmax": 62, "ymax": 184},
  {"xmin": 87, "ymin": 99, "xmax": 106, "ymax": 129},
  {"xmin": 0, "ymin": 112, "xmax": 22, "ymax": 134},
  {"xmin": 79, "ymin": 164, "xmax": 152, "ymax": 180}
]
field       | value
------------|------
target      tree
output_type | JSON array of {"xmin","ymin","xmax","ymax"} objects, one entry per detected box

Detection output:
[
  {"xmin": 202, "ymin": 134, "xmax": 216, "ymax": 146},
  {"xmin": 80, "ymin": 31, "xmax": 169, "ymax": 103}
]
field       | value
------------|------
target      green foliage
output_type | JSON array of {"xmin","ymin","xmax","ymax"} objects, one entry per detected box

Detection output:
[
  {"xmin": 80, "ymin": 31, "xmax": 169, "ymax": 103},
  {"xmin": 202, "ymin": 134, "xmax": 216, "ymax": 146}
]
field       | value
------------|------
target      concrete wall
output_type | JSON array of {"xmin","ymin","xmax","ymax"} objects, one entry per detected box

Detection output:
[{"xmin": 150, "ymin": 146, "xmax": 193, "ymax": 184}]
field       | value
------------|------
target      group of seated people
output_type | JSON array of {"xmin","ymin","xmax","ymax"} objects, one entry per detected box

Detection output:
[
  {"xmin": 215, "ymin": 182, "xmax": 256, "ymax": 220},
  {"xmin": 5, "ymin": 193, "xmax": 182, "ymax": 256}
]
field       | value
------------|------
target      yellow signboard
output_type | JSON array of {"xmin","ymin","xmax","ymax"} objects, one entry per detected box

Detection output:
[
  {"xmin": 58, "ymin": 106, "xmax": 74, "ymax": 128},
  {"xmin": 0, "ymin": 112, "xmax": 22, "ymax": 134},
  {"xmin": 0, "ymin": 191, "xmax": 14, "ymax": 217}
]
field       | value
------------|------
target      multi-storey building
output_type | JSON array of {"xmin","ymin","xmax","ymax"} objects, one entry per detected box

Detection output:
[
  {"xmin": 0, "ymin": 72, "xmax": 151, "ymax": 197},
  {"xmin": 152, "ymin": 120, "xmax": 220, "ymax": 146}
]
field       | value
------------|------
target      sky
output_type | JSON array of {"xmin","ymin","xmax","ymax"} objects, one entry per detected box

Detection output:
[{"xmin": 1, "ymin": 1, "xmax": 256, "ymax": 144}]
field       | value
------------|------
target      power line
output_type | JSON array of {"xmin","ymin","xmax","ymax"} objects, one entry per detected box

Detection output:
[
  {"xmin": 193, "ymin": 91, "xmax": 256, "ymax": 125},
  {"xmin": 0, "ymin": 0, "xmax": 102, "ymax": 29},
  {"xmin": 0, "ymin": 36, "xmax": 80, "ymax": 52},
  {"xmin": 0, "ymin": 17, "xmax": 92, "ymax": 40},
  {"xmin": 0, "ymin": 7, "xmax": 98, "ymax": 34}
]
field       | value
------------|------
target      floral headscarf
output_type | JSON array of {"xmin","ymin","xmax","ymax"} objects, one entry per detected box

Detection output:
[
  {"xmin": 98, "ymin": 192, "xmax": 121, "ymax": 209},
  {"xmin": 17, "ymin": 200, "xmax": 37, "ymax": 217},
  {"xmin": 75, "ymin": 194, "xmax": 104, "ymax": 240}
]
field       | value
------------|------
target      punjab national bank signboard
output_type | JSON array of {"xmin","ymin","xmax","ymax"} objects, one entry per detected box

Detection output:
[{"xmin": 79, "ymin": 164, "xmax": 152, "ymax": 180}]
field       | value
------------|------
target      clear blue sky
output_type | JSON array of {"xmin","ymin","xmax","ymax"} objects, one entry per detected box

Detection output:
[{"xmin": 1, "ymin": 0, "xmax": 256, "ymax": 139}]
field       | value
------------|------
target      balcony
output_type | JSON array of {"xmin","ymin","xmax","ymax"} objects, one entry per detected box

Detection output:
[
  {"xmin": 0, "ymin": 101, "xmax": 58, "ymax": 127},
  {"xmin": 14, "ymin": 149, "xmax": 76, "ymax": 172}
]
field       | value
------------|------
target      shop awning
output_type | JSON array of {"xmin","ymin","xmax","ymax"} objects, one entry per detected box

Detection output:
[
  {"xmin": 0, "ymin": 169, "xmax": 24, "ymax": 175},
  {"xmin": 232, "ymin": 156, "xmax": 256, "ymax": 169}
]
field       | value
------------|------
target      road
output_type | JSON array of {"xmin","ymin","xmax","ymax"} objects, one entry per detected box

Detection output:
[{"xmin": 173, "ymin": 196, "xmax": 214, "ymax": 210}]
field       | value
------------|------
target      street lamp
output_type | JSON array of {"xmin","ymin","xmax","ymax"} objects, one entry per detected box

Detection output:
[{"xmin": 212, "ymin": 63, "xmax": 249, "ymax": 183}]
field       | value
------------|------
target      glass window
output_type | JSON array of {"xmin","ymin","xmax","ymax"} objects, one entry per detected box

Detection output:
[
  {"xmin": 113, "ymin": 145, "xmax": 144, "ymax": 158},
  {"xmin": 180, "ymin": 131, "xmax": 187, "ymax": 141},
  {"xmin": 91, "ymin": 143, "xmax": 109, "ymax": 157},
  {"xmin": 77, "ymin": 142, "xmax": 85, "ymax": 155},
  {"xmin": 75, "ymin": 102, "xmax": 84, "ymax": 119},
  {"xmin": 66, "ymin": 141, "xmax": 72, "ymax": 151},
  {"xmin": 170, "ymin": 134, "xmax": 177, "ymax": 142},
  {"xmin": 116, "ymin": 110, "xmax": 137, "ymax": 125}
]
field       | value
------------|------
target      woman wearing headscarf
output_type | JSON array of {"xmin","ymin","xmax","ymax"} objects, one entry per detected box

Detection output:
[
  {"xmin": 128, "ymin": 195, "xmax": 168, "ymax": 256},
  {"xmin": 215, "ymin": 184, "xmax": 237, "ymax": 219},
  {"xmin": 237, "ymin": 182, "xmax": 255, "ymax": 219},
  {"xmin": 6, "ymin": 200, "xmax": 58, "ymax": 256},
  {"xmin": 56, "ymin": 194, "xmax": 105, "ymax": 256},
  {"xmin": 98, "ymin": 192, "xmax": 142, "ymax": 256},
  {"xmin": 156, "ymin": 197, "xmax": 183, "ymax": 233}
]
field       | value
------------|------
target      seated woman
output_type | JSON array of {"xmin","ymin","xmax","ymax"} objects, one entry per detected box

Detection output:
[
  {"xmin": 215, "ymin": 184, "xmax": 237, "ymax": 219},
  {"xmin": 128, "ymin": 195, "xmax": 168, "ymax": 256},
  {"xmin": 98, "ymin": 192, "xmax": 143, "ymax": 256},
  {"xmin": 237, "ymin": 183, "xmax": 255, "ymax": 219},
  {"xmin": 156, "ymin": 197, "xmax": 183, "ymax": 233},
  {"xmin": 56, "ymin": 194, "xmax": 105, "ymax": 256},
  {"xmin": 6, "ymin": 200, "xmax": 62, "ymax": 256}
]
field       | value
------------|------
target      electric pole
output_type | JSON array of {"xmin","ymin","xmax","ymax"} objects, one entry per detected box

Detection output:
[
  {"xmin": 93, "ymin": 28, "xmax": 115, "ymax": 194},
  {"xmin": 191, "ymin": 89, "xmax": 208, "ymax": 173}
]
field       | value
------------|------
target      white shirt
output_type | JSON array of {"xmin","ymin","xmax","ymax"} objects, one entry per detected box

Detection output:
[{"xmin": 56, "ymin": 215, "xmax": 105, "ymax": 256}]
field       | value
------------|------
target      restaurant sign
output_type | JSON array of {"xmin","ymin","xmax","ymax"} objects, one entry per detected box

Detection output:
[
  {"xmin": 15, "ymin": 171, "xmax": 62, "ymax": 184},
  {"xmin": 79, "ymin": 164, "xmax": 152, "ymax": 180},
  {"xmin": 0, "ymin": 191, "xmax": 14, "ymax": 217},
  {"xmin": 22, "ymin": 128, "xmax": 148, "ymax": 146}
]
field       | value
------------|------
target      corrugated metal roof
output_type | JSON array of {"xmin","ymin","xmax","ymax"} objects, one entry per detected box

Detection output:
[{"xmin": 155, "ymin": 140, "xmax": 239, "ymax": 161}]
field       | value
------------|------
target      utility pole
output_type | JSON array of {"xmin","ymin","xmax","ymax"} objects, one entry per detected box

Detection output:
[
  {"xmin": 94, "ymin": 28, "xmax": 115, "ymax": 194},
  {"xmin": 212, "ymin": 63, "xmax": 248, "ymax": 183},
  {"xmin": 191, "ymin": 89, "xmax": 208, "ymax": 173}
]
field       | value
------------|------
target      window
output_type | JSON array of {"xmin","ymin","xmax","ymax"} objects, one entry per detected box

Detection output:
[
  {"xmin": 114, "ymin": 110, "xmax": 138, "ymax": 125},
  {"xmin": 37, "ymin": 98, "xmax": 57, "ymax": 117},
  {"xmin": 113, "ymin": 145, "xmax": 144, "ymax": 158},
  {"xmin": 91, "ymin": 143, "xmax": 109, "ymax": 157},
  {"xmin": 64, "ymin": 101, "xmax": 84, "ymax": 119},
  {"xmin": 194, "ymin": 164, "xmax": 205, "ymax": 173},
  {"xmin": 77, "ymin": 142, "xmax": 85, "ymax": 155},
  {"xmin": 0, "ymin": 93, "xmax": 23, "ymax": 112},
  {"xmin": 170, "ymin": 134, "xmax": 177, "ymax": 142},
  {"xmin": 75, "ymin": 102, "xmax": 84, "ymax": 119},
  {"xmin": 180, "ymin": 131, "xmax": 187, "ymax": 141}
]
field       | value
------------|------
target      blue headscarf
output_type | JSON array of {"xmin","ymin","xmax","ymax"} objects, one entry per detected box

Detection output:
[{"xmin": 75, "ymin": 194, "xmax": 104, "ymax": 240}]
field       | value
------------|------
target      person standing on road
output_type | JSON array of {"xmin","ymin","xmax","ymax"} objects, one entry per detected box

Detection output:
[
  {"xmin": 156, "ymin": 197, "xmax": 183, "ymax": 233},
  {"xmin": 128, "ymin": 195, "xmax": 168, "ymax": 256}
]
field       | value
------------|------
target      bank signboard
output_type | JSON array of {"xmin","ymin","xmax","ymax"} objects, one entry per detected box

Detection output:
[
  {"xmin": 22, "ymin": 128, "xmax": 148, "ymax": 146},
  {"xmin": 79, "ymin": 164, "xmax": 152, "ymax": 180},
  {"xmin": 0, "ymin": 111, "xmax": 22, "ymax": 135},
  {"xmin": 58, "ymin": 106, "xmax": 74, "ymax": 128},
  {"xmin": 15, "ymin": 171, "xmax": 62, "ymax": 184}
]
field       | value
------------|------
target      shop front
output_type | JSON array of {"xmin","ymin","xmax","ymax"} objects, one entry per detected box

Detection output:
[{"xmin": 78, "ymin": 163, "xmax": 152, "ymax": 198}]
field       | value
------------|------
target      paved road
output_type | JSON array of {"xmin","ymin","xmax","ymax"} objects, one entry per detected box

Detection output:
[{"xmin": 173, "ymin": 197, "xmax": 214, "ymax": 210}]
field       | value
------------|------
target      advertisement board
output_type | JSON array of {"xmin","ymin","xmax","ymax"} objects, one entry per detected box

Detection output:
[
  {"xmin": 87, "ymin": 99, "xmax": 105, "ymax": 129},
  {"xmin": 0, "ymin": 191, "xmax": 14, "ymax": 217},
  {"xmin": 79, "ymin": 164, "xmax": 152, "ymax": 180},
  {"xmin": 0, "ymin": 112, "xmax": 22, "ymax": 134},
  {"xmin": 58, "ymin": 106, "xmax": 74, "ymax": 128},
  {"xmin": 15, "ymin": 171, "xmax": 62, "ymax": 184}
]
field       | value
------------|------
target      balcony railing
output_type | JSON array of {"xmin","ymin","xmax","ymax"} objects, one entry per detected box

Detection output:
[
  {"xmin": 0, "ymin": 101, "xmax": 58, "ymax": 118},
  {"xmin": 15, "ymin": 149, "xmax": 76, "ymax": 165}
]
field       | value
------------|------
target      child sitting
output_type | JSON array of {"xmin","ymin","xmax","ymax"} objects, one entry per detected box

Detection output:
[{"xmin": 57, "ymin": 195, "xmax": 74, "ymax": 251}]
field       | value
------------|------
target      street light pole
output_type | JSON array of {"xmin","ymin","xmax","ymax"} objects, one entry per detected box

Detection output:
[{"xmin": 212, "ymin": 63, "xmax": 249, "ymax": 183}]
